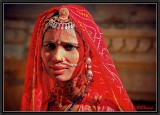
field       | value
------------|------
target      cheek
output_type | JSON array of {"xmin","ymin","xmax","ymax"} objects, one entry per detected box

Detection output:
[
  {"xmin": 67, "ymin": 50, "xmax": 79, "ymax": 63},
  {"xmin": 41, "ymin": 50, "xmax": 50, "ymax": 63}
]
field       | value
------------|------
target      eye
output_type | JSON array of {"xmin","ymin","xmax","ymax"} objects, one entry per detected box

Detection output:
[
  {"xmin": 64, "ymin": 44, "xmax": 78, "ymax": 51},
  {"xmin": 44, "ymin": 43, "xmax": 56, "ymax": 50}
]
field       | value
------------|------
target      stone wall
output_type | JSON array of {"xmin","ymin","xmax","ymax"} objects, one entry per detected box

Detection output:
[{"xmin": 4, "ymin": 3, "xmax": 156, "ymax": 111}]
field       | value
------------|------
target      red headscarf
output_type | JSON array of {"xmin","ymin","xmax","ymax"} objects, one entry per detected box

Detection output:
[{"xmin": 21, "ymin": 4, "xmax": 136, "ymax": 111}]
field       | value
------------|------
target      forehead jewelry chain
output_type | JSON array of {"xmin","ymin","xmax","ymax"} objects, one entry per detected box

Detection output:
[
  {"xmin": 58, "ymin": 38, "xmax": 61, "ymax": 44},
  {"xmin": 43, "ymin": 8, "xmax": 75, "ymax": 34}
]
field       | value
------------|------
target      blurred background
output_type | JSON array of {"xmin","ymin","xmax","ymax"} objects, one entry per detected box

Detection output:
[{"xmin": 4, "ymin": 3, "xmax": 156, "ymax": 111}]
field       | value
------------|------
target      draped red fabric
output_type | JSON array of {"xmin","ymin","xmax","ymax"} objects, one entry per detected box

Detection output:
[{"xmin": 20, "ymin": 4, "xmax": 136, "ymax": 111}]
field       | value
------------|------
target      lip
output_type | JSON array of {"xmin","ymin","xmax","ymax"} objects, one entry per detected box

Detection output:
[{"xmin": 49, "ymin": 65, "xmax": 68, "ymax": 75}]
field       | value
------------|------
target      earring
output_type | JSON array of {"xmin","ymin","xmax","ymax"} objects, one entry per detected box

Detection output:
[
  {"xmin": 86, "ymin": 57, "xmax": 92, "ymax": 78},
  {"xmin": 84, "ymin": 57, "xmax": 93, "ymax": 94}
]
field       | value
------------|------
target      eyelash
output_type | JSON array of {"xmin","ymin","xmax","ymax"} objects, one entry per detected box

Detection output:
[
  {"xmin": 64, "ymin": 44, "xmax": 78, "ymax": 51},
  {"xmin": 44, "ymin": 43, "xmax": 56, "ymax": 50},
  {"xmin": 44, "ymin": 43, "xmax": 78, "ymax": 51}
]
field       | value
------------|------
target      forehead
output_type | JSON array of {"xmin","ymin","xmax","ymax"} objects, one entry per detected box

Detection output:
[{"xmin": 43, "ymin": 28, "xmax": 79, "ymax": 43}]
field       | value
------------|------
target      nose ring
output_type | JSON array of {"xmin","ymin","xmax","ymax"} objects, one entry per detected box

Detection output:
[{"xmin": 61, "ymin": 57, "xmax": 64, "ymax": 61}]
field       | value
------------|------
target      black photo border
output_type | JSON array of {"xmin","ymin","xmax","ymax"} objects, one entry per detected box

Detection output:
[{"xmin": 1, "ymin": 0, "xmax": 159, "ymax": 115}]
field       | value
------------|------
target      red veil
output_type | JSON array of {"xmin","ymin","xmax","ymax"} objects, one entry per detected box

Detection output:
[{"xmin": 21, "ymin": 4, "xmax": 136, "ymax": 111}]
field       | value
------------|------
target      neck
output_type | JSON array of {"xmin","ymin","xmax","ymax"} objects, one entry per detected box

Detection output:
[
  {"xmin": 54, "ymin": 76, "xmax": 82, "ymax": 100},
  {"xmin": 46, "ymin": 73, "xmax": 89, "ymax": 111},
  {"xmin": 49, "ymin": 75, "xmax": 84, "ymax": 105}
]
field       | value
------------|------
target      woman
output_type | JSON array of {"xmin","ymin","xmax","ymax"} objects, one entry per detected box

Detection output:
[{"xmin": 21, "ymin": 4, "xmax": 136, "ymax": 111}]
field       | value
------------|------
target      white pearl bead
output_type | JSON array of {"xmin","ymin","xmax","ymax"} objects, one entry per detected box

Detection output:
[
  {"xmin": 86, "ymin": 70, "xmax": 93, "ymax": 77},
  {"xmin": 86, "ymin": 58, "xmax": 91, "ymax": 64}
]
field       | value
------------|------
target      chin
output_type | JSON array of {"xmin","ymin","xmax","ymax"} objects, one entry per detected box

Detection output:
[{"xmin": 54, "ymin": 75, "xmax": 71, "ymax": 82}]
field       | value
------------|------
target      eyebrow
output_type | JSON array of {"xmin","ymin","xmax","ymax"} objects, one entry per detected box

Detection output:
[{"xmin": 43, "ymin": 41, "xmax": 80, "ymax": 46}]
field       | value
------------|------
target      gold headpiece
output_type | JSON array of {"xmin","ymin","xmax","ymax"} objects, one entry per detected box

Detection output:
[{"xmin": 43, "ymin": 8, "xmax": 75, "ymax": 34}]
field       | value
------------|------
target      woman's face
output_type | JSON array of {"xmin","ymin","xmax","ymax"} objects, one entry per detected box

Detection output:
[{"xmin": 41, "ymin": 28, "xmax": 82, "ymax": 82}]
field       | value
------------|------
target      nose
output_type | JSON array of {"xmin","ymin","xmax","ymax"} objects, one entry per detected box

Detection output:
[{"xmin": 51, "ymin": 46, "xmax": 64, "ymax": 63}]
